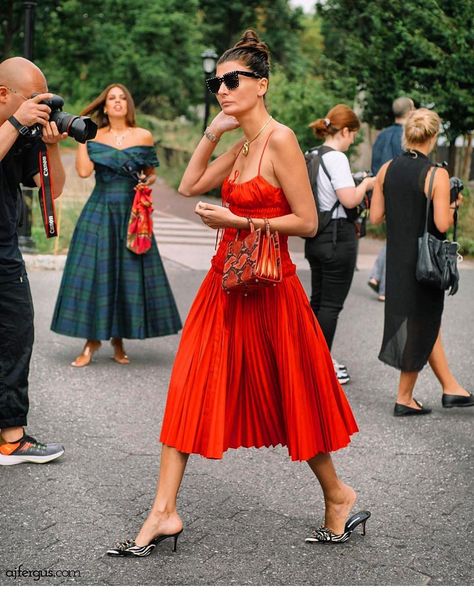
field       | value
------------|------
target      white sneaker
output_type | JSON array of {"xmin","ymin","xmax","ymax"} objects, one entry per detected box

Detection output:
[{"xmin": 333, "ymin": 359, "xmax": 350, "ymax": 385}]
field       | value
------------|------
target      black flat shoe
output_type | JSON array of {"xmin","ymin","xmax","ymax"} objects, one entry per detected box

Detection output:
[
  {"xmin": 107, "ymin": 529, "xmax": 183, "ymax": 557},
  {"xmin": 368, "ymin": 279, "xmax": 380, "ymax": 294},
  {"xmin": 305, "ymin": 510, "xmax": 371, "ymax": 544},
  {"xmin": 393, "ymin": 399, "xmax": 432, "ymax": 416},
  {"xmin": 442, "ymin": 392, "xmax": 474, "ymax": 408}
]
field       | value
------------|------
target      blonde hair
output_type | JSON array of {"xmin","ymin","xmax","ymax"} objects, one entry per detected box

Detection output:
[{"xmin": 403, "ymin": 108, "xmax": 441, "ymax": 148}]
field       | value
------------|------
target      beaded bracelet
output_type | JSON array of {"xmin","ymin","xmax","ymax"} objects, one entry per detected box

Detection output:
[{"xmin": 204, "ymin": 128, "xmax": 219, "ymax": 143}]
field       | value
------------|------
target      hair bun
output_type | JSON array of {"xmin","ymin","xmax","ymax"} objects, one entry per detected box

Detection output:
[
  {"xmin": 308, "ymin": 118, "xmax": 330, "ymax": 139},
  {"xmin": 234, "ymin": 29, "xmax": 270, "ymax": 63}
]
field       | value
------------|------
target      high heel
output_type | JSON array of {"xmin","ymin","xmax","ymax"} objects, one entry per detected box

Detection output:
[
  {"xmin": 71, "ymin": 340, "xmax": 101, "ymax": 367},
  {"xmin": 107, "ymin": 529, "xmax": 183, "ymax": 557},
  {"xmin": 305, "ymin": 510, "xmax": 371, "ymax": 544},
  {"xmin": 111, "ymin": 338, "xmax": 130, "ymax": 365}
]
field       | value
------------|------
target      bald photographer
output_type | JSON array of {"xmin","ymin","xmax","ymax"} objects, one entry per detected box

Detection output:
[{"xmin": 0, "ymin": 57, "xmax": 67, "ymax": 465}]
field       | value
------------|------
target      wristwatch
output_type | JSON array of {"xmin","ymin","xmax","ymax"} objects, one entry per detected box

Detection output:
[{"xmin": 8, "ymin": 115, "xmax": 30, "ymax": 136}]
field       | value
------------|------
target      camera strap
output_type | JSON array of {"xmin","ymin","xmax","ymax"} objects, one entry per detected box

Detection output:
[{"xmin": 37, "ymin": 146, "xmax": 58, "ymax": 238}]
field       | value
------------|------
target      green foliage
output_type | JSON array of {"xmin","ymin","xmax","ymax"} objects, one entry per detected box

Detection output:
[
  {"xmin": 32, "ymin": 195, "xmax": 84, "ymax": 255},
  {"xmin": 319, "ymin": 0, "xmax": 474, "ymax": 141},
  {"xmin": 268, "ymin": 67, "xmax": 337, "ymax": 150},
  {"xmin": 198, "ymin": 0, "xmax": 305, "ymax": 72}
]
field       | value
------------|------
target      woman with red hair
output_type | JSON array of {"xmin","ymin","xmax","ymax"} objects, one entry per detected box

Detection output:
[{"xmin": 306, "ymin": 104, "xmax": 376, "ymax": 384}]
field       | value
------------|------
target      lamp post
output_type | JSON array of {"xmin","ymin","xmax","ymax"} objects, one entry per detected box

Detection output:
[
  {"xmin": 23, "ymin": 1, "xmax": 37, "ymax": 59},
  {"xmin": 201, "ymin": 49, "xmax": 218, "ymax": 134},
  {"xmin": 19, "ymin": 1, "xmax": 38, "ymax": 252}
]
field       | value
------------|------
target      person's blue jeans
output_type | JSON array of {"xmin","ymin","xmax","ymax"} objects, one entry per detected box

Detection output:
[{"xmin": 370, "ymin": 244, "xmax": 386, "ymax": 296}]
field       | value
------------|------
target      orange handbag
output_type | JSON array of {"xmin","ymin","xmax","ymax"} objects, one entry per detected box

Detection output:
[{"xmin": 222, "ymin": 218, "xmax": 282, "ymax": 294}]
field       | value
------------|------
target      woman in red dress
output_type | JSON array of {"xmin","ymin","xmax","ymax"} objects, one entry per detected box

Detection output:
[{"xmin": 108, "ymin": 30, "xmax": 369, "ymax": 556}]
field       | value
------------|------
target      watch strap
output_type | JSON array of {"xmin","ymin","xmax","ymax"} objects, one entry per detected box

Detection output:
[{"xmin": 8, "ymin": 115, "xmax": 30, "ymax": 136}]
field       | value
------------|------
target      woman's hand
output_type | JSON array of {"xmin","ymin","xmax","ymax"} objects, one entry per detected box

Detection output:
[
  {"xmin": 364, "ymin": 176, "xmax": 376, "ymax": 191},
  {"xmin": 207, "ymin": 111, "xmax": 240, "ymax": 137},
  {"xmin": 453, "ymin": 193, "xmax": 464, "ymax": 208},
  {"xmin": 195, "ymin": 201, "xmax": 241, "ymax": 229},
  {"xmin": 138, "ymin": 172, "xmax": 157, "ymax": 186}
]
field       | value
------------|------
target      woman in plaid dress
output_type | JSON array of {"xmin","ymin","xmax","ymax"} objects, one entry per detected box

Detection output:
[{"xmin": 51, "ymin": 84, "xmax": 182, "ymax": 366}]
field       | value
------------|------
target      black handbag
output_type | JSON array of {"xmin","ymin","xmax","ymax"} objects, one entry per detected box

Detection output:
[{"xmin": 415, "ymin": 167, "xmax": 462, "ymax": 296}]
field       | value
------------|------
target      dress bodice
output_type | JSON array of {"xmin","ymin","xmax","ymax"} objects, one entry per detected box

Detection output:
[
  {"xmin": 87, "ymin": 142, "xmax": 159, "ymax": 186},
  {"xmin": 212, "ymin": 174, "xmax": 296, "ymax": 276}
]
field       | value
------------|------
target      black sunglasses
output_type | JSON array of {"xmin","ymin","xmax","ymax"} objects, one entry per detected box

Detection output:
[{"xmin": 206, "ymin": 70, "xmax": 262, "ymax": 94}]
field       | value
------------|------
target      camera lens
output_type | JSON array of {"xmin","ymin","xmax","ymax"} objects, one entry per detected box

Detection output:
[{"xmin": 50, "ymin": 111, "xmax": 98, "ymax": 143}]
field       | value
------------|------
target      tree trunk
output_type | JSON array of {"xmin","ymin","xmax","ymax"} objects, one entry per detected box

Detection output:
[
  {"xmin": 447, "ymin": 141, "xmax": 457, "ymax": 176},
  {"xmin": 461, "ymin": 133, "xmax": 473, "ymax": 181},
  {"xmin": 1, "ymin": 0, "xmax": 21, "ymax": 59}
]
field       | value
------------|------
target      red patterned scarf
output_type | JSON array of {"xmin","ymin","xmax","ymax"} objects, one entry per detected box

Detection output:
[{"xmin": 127, "ymin": 184, "xmax": 153, "ymax": 255}]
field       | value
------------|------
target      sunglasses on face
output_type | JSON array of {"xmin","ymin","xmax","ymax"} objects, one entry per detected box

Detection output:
[{"xmin": 205, "ymin": 70, "xmax": 262, "ymax": 94}]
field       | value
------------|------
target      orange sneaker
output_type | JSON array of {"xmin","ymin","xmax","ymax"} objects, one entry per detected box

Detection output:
[{"xmin": 0, "ymin": 432, "xmax": 64, "ymax": 465}]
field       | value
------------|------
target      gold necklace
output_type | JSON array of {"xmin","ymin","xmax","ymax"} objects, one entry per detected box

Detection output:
[{"xmin": 242, "ymin": 116, "xmax": 273, "ymax": 157}]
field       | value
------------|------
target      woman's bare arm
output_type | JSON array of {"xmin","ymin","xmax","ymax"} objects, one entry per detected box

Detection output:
[
  {"xmin": 369, "ymin": 162, "xmax": 390, "ymax": 224},
  {"xmin": 75, "ymin": 142, "xmax": 94, "ymax": 178}
]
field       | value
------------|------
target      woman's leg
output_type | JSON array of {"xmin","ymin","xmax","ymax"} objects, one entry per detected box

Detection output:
[
  {"xmin": 111, "ymin": 337, "xmax": 130, "ymax": 365},
  {"xmin": 396, "ymin": 370, "xmax": 419, "ymax": 407},
  {"xmin": 428, "ymin": 332, "xmax": 470, "ymax": 396},
  {"xmin": 306, "ymin": 453, "xmax": 356, "ymax": 535},
  {"xmin": 71, "ymin": 339, "xmax": 101, "ymax": 367},
  {"xmin": 135, "ymin": 444, "xmax": 189, "ymax": 545}
]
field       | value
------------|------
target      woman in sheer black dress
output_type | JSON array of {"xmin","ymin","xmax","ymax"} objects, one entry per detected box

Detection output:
[{"xmin": 370, "ymin": 108, "xmax": 472, "ymax": 416}]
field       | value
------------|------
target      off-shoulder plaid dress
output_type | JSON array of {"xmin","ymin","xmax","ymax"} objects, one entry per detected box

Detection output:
[{"xmin": 51, "ymin": 142, "xmax": 182, "ymax": 340}]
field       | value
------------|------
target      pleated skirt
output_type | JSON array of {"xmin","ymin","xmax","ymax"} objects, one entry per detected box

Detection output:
[
  {"xmin": 51, "ymin": 189, "xmax": 182, "ymax": 340},
  {"xmin": 160, "ymin": 268, "xmax": 358, "ymax": 461}
]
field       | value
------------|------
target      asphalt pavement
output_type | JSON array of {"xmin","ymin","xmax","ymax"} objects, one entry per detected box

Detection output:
[
  {"xmin": 2, "ymin": 170, "xmax": 474, "ymax": 586},
  {"xmin": 0, "ymin": 245, "xmax": 473, "ymax": 586}
]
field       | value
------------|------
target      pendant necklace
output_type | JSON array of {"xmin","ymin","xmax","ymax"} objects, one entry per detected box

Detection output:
[
  {"xmin": 242, "ymin": 116, "xmax": 273, "ymax": 156},
  {"xmin": 113, "ymin": 128, "xmax": 130, "ymax": 147}
]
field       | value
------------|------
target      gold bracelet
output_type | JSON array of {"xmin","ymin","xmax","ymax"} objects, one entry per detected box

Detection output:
[{"xmin": 204, "ymin": 128, "xmax": 219, "ymax": 143}]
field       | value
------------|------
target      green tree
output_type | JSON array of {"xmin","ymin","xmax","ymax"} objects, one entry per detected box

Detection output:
[
  {"xmin": 1, "ymin": 0, "xmax": 204, "ymax": 118},
  {"xmin": 269, "ymin": 67, "xmax": 337, "ymax": 150},
  {"xmin": 198, "ymin": 0, "xmax": 306, "ymax": 74},
  {"xmin": 319, "ymin": 0, "xmax": 474, "ymax": 173}
]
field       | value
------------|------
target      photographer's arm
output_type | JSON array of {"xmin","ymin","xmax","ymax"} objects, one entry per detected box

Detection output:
[
  {"xmin": 75, "ymin": 142, "xmax": 94, "ymax": 178},
  {"xmin": 0, "ymin": 92, "xmax": 52, "ymax": 160},
  {"xmin": 337, "ymin": 177, "xmax": 376, "ymax": 209},
  {"xmin": 32, "ymin": 121, "xmax": 67, "ymax": 199},
  {"xmin": 0, "ymin": 119, "xmax": 20, "ymax": 160}
]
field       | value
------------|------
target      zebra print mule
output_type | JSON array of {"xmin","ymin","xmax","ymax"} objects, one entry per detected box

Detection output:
[
  {"xmin": 107, "ymin": 529, "xmax": 183, "ymax": 557},
  {"xmin": 305, "ymin": 510, "xmax": 371, "ymax": 544}
]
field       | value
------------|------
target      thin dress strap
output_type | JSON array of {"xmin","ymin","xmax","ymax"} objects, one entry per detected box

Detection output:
[{"xmin": 258, "ymin": 132, "xmax": 274, "ymax": 176}]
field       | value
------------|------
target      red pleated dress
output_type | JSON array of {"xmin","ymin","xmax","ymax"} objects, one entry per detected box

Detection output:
[{"xmin": 160, "ymin": 144, "xmax": 358, "ymax": 462}]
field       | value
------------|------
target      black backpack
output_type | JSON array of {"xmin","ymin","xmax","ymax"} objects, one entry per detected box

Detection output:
[{"xmin": 305, "ymin": 146, "xmax": 367, "ymax": 238}]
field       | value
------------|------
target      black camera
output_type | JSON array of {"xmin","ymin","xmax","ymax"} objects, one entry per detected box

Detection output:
[
  {"xmin": 352, "ymin": 170, "xmax": 374, "ymax": 206},
  {"xmin": 449, "ymin": 176, "xmax": 464, "ymax": 204},
  {"xmin": 30, "ymin": 94, "xmax": 97, "ymax": 143}
]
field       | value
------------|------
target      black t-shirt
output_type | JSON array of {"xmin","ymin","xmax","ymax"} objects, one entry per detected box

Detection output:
[{"xmin": 0, "ymin": 137, "xmax": 43, "ymax": 282}]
